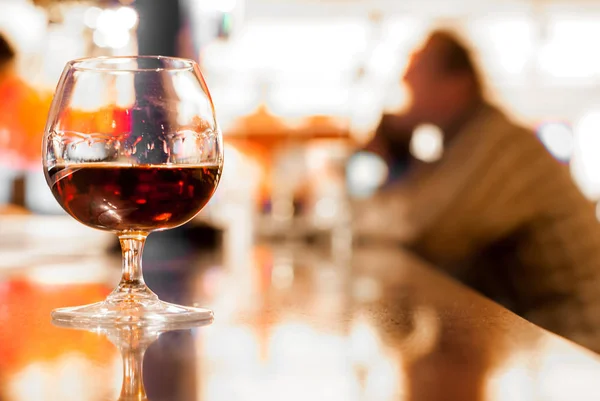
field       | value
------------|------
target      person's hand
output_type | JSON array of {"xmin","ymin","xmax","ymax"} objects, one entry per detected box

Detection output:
[
  {"xmin": 364, "ymin": 113, "xmax": 416, "ymax": 162},
  {"xmin": 378, "ymin": 113, "xmax": 416, "ymax": 142}
]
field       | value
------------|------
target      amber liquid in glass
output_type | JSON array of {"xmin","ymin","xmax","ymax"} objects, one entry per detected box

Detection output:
[{"xmin": 48, "ymin": 163, "xmax": 221, "ymax": 232}]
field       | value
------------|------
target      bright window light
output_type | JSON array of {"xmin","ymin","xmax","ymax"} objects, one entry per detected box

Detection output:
[{"xmin": 538, "ymin": 18, "xmax": 600, "ymax": 79}]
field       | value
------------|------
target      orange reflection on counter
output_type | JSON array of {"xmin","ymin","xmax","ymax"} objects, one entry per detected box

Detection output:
[{"xmin": 0, "ymin": 278, "xmax": 115, "ymax": 383}]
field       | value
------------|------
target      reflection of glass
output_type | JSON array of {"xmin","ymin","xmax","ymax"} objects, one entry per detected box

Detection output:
[
  {"xmin": 42, "ymin": 56, "xmax": 223, "ymax": 324},
  {"xmin": 52, "ymin": 319, "xmax": 211, "ymax": 401}
]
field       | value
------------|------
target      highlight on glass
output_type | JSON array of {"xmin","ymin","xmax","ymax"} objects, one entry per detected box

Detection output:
[{"xmin": 42, "ymin": 56, "xmax": 223, "ymax": 324}]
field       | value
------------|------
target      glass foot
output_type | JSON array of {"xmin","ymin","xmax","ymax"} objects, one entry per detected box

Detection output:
[{"xmin": 51, "ymin": 298, "xmax": 214, "ymax": 326}]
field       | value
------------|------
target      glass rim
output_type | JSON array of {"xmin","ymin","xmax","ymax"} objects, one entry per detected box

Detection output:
[{"xmin": 68, "ymin": 55, "xmax": 197, "ymax": 72}]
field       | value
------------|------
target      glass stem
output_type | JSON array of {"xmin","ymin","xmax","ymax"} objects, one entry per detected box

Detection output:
[
  {"xmin": 120, "ymin": 347, "xmax": 148, "ymax": 401},
  {"xmin": 110, "ymin": 232, "xmax": 157, "ymax": 302}
]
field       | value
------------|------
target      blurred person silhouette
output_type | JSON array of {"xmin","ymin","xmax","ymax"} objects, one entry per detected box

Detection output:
[
  {"xmin": 0, "ymin": 33, "xmax": 16, "ymax": 94},
  {"xmin": 0, "ymin": 32, "xmax": 21, "ymax": 211},
  {"xmin": 0, "ymin": 32, "xmax": 51, "ymax": 211},
  {"xmin": 355, "ymin": 29, "xmax": 600, "ymax": 352},
  {"xmin": 0, "ymin": 32, "xmax": 50, "ymax": 165}
]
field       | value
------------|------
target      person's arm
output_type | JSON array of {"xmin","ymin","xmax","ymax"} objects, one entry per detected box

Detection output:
[
  {"xmin": 363, "ymin": 114, "xmax": 414, "ymax": 165},
  {"xmin": 353, "ymin": 110, "xmax": 538, "ymax": 252}
]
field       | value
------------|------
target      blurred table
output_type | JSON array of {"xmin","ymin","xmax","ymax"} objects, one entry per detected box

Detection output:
[{"xmin": 0, "ymin": 215, "xmax": 599, "ymax": 401}]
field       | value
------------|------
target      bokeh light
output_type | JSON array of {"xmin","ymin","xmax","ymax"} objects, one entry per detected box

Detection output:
[
  {"xmin": 346, "ymin": 152, "xmax": 389, "ymax": 198},
  {"xmin": 537, "ymin": 122, "xmax": 574, "ymax": 162},
  {"xmin": 571, "ymin": 110, "xmax": 600, "ymax": 199},
  {"xmin": 410, "ymin": 124, "xmax": 444, "ymax": 163}
]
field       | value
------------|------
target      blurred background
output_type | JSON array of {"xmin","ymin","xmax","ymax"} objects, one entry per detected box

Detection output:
[
  {"xmin": 2, "ymin": 0, "xmax": 600, "ymax": 236},
  {"xmin": 2, "ymin": 1, "xmax": 600, "ymax": 401}
]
